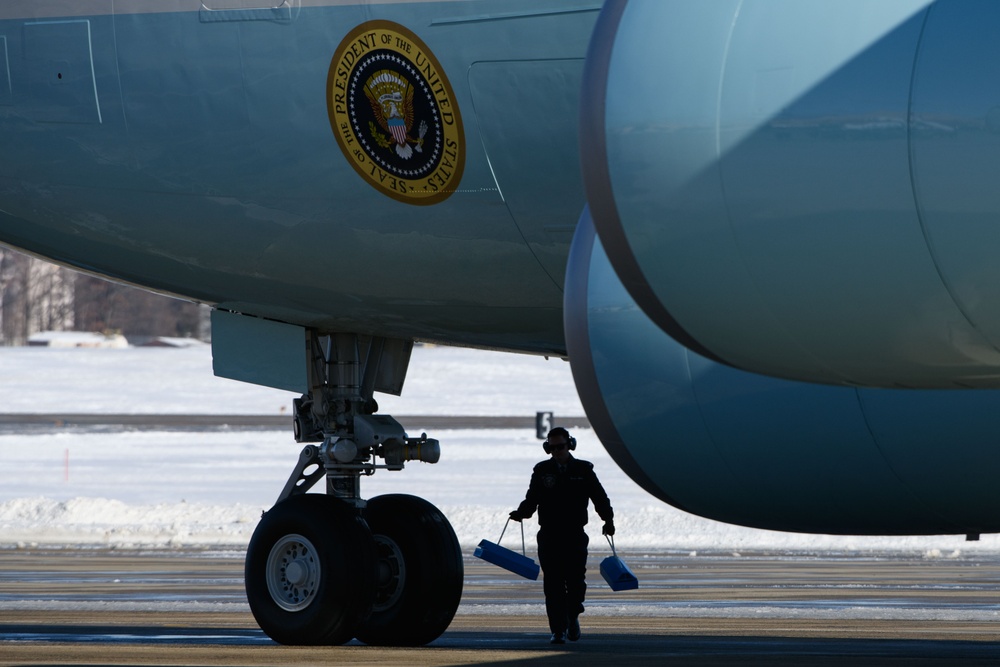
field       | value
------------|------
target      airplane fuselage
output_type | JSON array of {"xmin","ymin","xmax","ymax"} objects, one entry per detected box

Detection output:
[
  {"xmin": 0, "ymin": 0, "xmax": 599, "ymax": 354},
  {"xmin": 10, "ymin": 0, "xmax": 1000, "ymax": 647}
]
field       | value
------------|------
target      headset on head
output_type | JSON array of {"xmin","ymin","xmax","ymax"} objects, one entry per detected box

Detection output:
[{"xmin": 542, "ymin": 427, "xmax": 577, "ymax": 454}]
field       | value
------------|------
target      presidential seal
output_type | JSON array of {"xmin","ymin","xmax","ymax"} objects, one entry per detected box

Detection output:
[{"xmin": 327, "ymin": 21, "xmax": 465, "ymax": 205}]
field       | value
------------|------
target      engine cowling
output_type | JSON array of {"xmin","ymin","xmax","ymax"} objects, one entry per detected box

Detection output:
[
  {"xmin": 566, "ymin": 207, "xmax": 1000, "ymax": 535},
  {"xmin": 581, "ymin": 0, "xmax": 1000, "ymax": 388}
]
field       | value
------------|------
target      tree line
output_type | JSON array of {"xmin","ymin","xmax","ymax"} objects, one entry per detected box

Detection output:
[{"xmin": 0, "ymin": 247, "xmax": 208, "ymax": 346}]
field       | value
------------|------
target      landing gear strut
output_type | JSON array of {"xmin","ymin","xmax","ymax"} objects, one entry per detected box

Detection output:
[{"xmin": 244, "ymin": 333, "xmax": 463, "ymax": 646}]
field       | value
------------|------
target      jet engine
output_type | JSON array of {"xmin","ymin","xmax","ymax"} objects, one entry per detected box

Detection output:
[
  {"xmin": 566, "ymin": 208, "xmax": 1000, "ymax": 535},
  {"xmin": 581, "ymin": 0, "xmax": 1000, "ymax": 389}
]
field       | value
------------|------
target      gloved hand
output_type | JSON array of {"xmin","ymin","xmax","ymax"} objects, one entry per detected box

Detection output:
[
  {"xmin": 602, "ymin": 521, "xmax": 615, "ymax": 536},
  {"xmin": 509, "ymin": 510, "xmax": 526, "ymax": 522}
]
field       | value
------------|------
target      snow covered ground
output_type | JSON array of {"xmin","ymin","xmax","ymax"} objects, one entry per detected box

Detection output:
[{"xmin": 0, "ymin": 342, "xmax": 996, "ymax": 556}]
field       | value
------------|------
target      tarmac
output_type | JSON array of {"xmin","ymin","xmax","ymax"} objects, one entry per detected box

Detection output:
[{"xmin": 3, "ymin": 548, "xmax": 1000, "ymax": 665}]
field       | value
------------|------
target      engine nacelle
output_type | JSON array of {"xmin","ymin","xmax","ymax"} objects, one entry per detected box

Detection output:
[
  {"xmin": 566, "ymin": 207, "xmax": 1000, "ymax": 535},
  {"xmin": 582, "ymin": 0, "xmax": 1000, "ymax": 388}
]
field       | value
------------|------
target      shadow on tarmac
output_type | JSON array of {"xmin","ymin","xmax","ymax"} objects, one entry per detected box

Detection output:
[{"xmin": 4, "ymin": 625, "xmax": 1000, "ymax": 666}]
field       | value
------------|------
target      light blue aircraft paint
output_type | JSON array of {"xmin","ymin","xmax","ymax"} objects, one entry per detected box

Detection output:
[
  {"xmin": 5, "ymin": 0, "xmax": 1000, "ymax": 646},
  {"xmin": 567, "ymin": 207, "xmax": 1000, "ymax": 535},
  {"xmin": 0, "ymin": 0, "xmax": 601, "ymax": 354},
  {"xmin": 583, "ymin": 0, "xmax": 1000, "ymax": 388}
]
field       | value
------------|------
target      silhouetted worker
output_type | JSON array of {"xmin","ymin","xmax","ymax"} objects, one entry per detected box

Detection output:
[{"xmin": 509, "ymin": 427, "xmax": 614, "ymax": 644}]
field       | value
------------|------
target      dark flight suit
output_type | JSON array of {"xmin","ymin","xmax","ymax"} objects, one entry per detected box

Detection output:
[{"xmin": 515, "ymin": 455, "xmax": 614, "ymax": 635}]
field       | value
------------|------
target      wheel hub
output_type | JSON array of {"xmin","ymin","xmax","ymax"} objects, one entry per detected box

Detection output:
[
  {"xmin": 285, "ymin": 561, "xmax": 307, "ymax": 586},
  {"xmin": 372, "ymin": 534, "xmax": 405, "ymax": 612},
  {"xmin": 266, "ymin": 534, "xmax": 321, "ymax": 612}
]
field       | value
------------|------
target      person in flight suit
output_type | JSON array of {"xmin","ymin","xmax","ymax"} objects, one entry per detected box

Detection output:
[{"xmin": 508, "ymin": 427, "xmax": 614, "ymax": 644}]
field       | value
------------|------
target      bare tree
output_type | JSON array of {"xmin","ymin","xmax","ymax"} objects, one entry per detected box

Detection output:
[
  {"xmin": 0, "ymin": 249, "xmax": 74, "ymax": 345},
  {"xmin": 0, "ymin": 246, "xmax": 204, "ymax": 345},
  {"xmin": 74, "ymin": 275, "xmax": 203, "ymax": 339},
  {"xmin": 0, "ymin": 248, "xmax": 28, "ymax": 345},
  {"xmin": 28, "ymin": 259, "xmax": 75, "ymax": 333}
]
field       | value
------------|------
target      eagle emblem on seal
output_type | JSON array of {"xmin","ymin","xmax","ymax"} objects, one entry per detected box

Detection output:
[
  {"xmin": 364, "ymin": 70, "xmax": 429, "ymax": 160},
  {"xmin": 327, "ymin": 20, "xmax": 465, "ymax": 205}
]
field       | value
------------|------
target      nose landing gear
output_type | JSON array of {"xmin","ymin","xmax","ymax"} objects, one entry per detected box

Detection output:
[{"xmin": 243, "ymin": 333, "xmax": 463, "ymax": 646}]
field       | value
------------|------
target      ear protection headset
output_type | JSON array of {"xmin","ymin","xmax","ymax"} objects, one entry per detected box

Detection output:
[{"xmin": 542, "ymin": 427, "xmax": 577, "ymax": 454}]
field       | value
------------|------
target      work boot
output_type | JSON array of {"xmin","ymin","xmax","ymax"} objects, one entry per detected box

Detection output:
[
  {"xmin": 567, "ymin": 615, "xmax": 581, "ymax": 641},
  {"xmin": 550, "ymin": 631, "xmax": 566, "ymax": 644}
]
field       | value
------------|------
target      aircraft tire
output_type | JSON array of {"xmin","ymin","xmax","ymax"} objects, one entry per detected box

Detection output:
[
  {"xmin": 244, "ymin": 494, "xmax": 376, "ymax": 645},
  {"xmin": 355, "ymin": 494, "xmax": 463, "ymax": 646}
]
